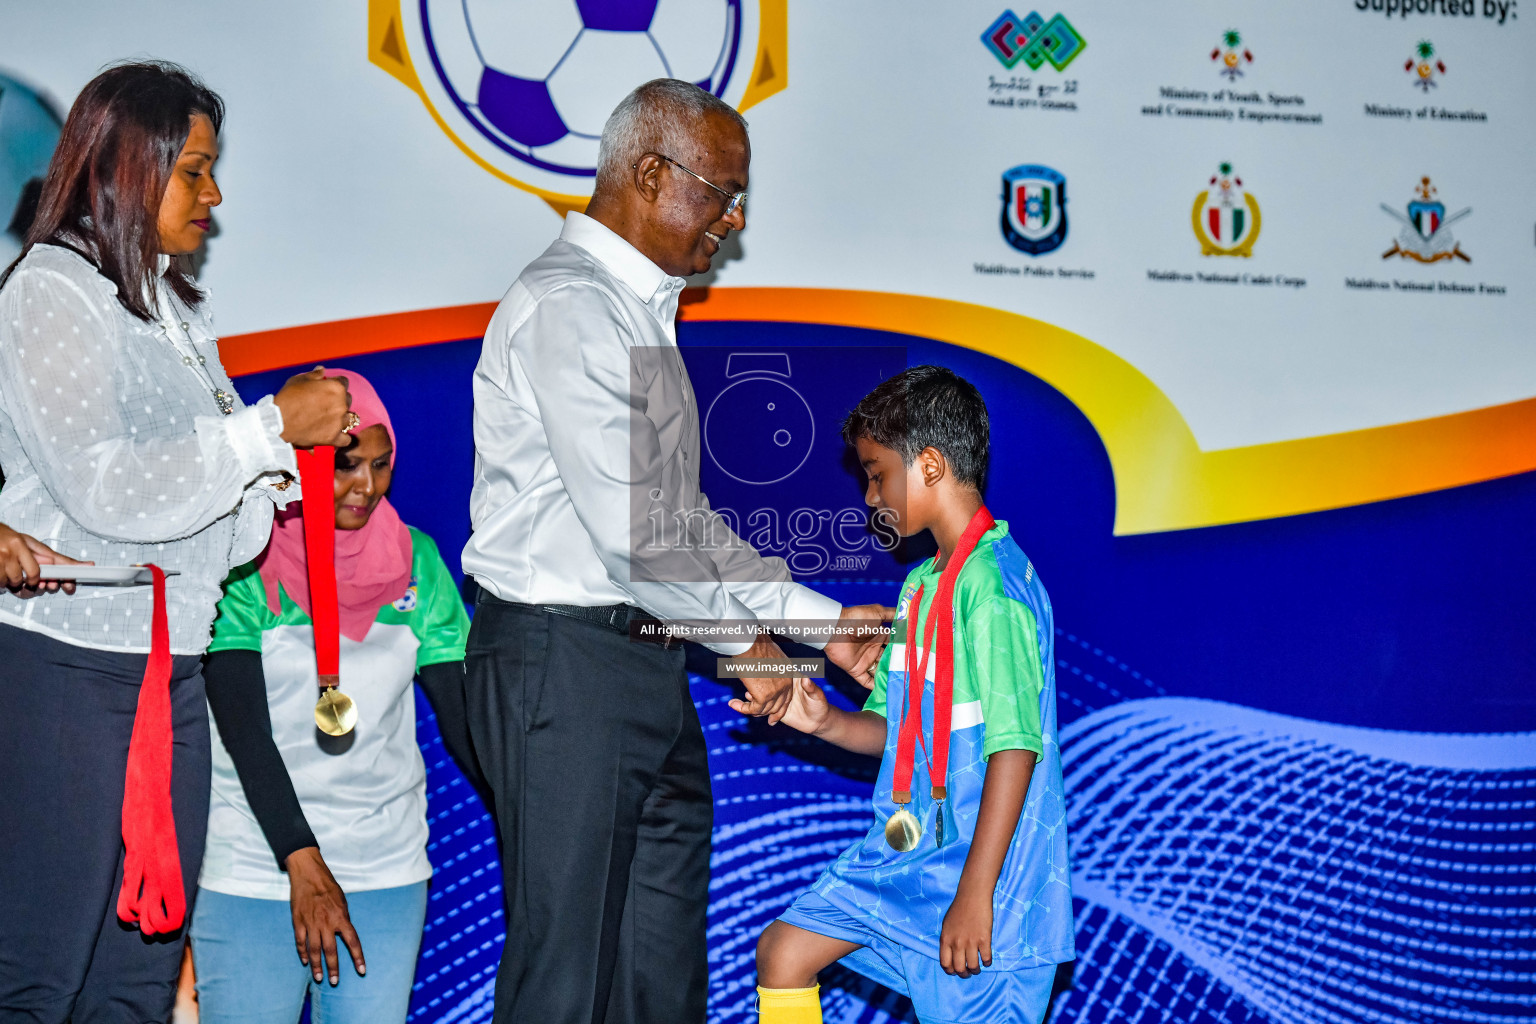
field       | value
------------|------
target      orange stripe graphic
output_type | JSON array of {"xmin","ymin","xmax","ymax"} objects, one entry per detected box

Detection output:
[{"xmin": 219, "ymin": 288, "xmax": 1536, "ymax": 535}]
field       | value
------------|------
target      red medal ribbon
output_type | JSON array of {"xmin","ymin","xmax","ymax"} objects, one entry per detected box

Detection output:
[
  {"xmin": 116, "ymin": 564, "xmax": 184, "ymax": 935},
  {"xmin": 294, "ymin": 446, "xmax": 341, "ymax": 687},
  {"xmin": 892, "ymin": 506, "xmax": 996, "ymax": 808}
]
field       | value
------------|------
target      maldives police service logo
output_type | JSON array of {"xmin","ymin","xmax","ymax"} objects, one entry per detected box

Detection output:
[
  {"xmin": 1001, "ymin": 165, "xmax": 1068, "ymax": 255},
  {"xmin": 367, "ymin": 1, "xmax": 785, "ymax": 209},
  {"xmin": 1381, "ymin": 176, "xmax": 1471, "ymax": 263},
  {"xmin": 1192, "ymin": 162, "xmax": 1260, "ymax": 257}
]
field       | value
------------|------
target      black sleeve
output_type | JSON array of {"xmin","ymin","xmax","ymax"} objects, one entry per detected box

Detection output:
[
  {"xmin": 417, "ymin": 659, "xmax": 489, "ymax": 796},
  {"xmin": 203, "ymin": 649, "xmax": 318, "ymax": 868}
]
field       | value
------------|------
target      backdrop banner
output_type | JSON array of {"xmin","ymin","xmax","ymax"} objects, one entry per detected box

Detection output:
[{"xmin": 2, "ymin": 2, "xmax": 1532, "ymax": 1022}]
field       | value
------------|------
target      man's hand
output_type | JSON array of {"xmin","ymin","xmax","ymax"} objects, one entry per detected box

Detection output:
[
  {"xmin": 0, "ymin": 525, "xmax": 90, "ymax": 597},
  {"xmin": 732, "ymin": 675, "xmax": 829, "ymax": 736},
  {"xmin": 939, "ymin": 883, "xmax": 994, "ymax": 978},
  {"xmin": 728, "ymin": 635, "xmax": 794, "ymax": 725},
  {"xmin": 286, "ymin": 846, "xmax": 365, "ymax": 985},
  {"xmin": 825, "ymin": 604, "xmax": 896, "ymax": 689}
]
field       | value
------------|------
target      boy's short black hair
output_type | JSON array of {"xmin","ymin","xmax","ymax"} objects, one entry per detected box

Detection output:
[{"xmin": 841, "ymin": 365, "xmax": 989, "ymax": 491}]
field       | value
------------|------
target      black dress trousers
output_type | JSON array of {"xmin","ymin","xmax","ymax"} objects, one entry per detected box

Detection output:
[
  {"xmin": 0, "ymin": 624, "xmax": 210, "ymax": 1024},
  {"xmin": 465, "ymin": 597, "xmax": 712, "ymax": 1024}
]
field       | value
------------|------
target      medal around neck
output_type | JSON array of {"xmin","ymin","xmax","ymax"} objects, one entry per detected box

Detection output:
[
  {"xmin": 887, "ymin": 506, "xmax": 997, "ymax": 854},
  {"xmin": 296, "ymin": 445, "xmax": 357, "ymax": 736}
]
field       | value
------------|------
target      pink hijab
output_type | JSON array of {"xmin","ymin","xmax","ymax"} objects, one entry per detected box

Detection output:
[{"xmin": 256, "ymin": 368, "xmax": 413, "ymax": 642}]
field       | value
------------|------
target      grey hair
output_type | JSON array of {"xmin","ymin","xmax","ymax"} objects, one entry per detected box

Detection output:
[{"xmin": 596, "ymin": 79, "xmax": 747, "ymax": 190}]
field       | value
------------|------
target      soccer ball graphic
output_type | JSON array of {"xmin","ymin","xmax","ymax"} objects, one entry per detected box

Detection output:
[{"xmin": 418, "ymin": 0, "xmax": 745, "ymax": 184}]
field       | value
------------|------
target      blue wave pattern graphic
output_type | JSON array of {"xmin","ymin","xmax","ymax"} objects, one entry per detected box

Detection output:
[
  {"xmin": 409, "ymin": 690, "xmax": 501, "ymax": 1023},
  {"xmin": 1053, "ymin": 699, "xmax": 1536, "ymax": 1024},
  {"xmin": 404, "ymin": 637, "xmax": 1536, "ymax": 1023}
]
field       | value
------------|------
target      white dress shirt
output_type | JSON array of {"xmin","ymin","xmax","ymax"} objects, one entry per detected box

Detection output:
[
  {"xmin": 0, "ymin": 243, "xmax": 296, "ymax": 654},
  {"xmin": 465, "ymin": 212, "xmax": 841, "ymax": 654}
]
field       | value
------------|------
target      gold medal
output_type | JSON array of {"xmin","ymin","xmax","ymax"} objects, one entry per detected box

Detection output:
[
  {"xmin": 885, "ymin": 807, "xmax": 922, "ymax": 852},
  {"xmin": 314, "ymin": 684, "xmax": 357, "ymax": 736}
]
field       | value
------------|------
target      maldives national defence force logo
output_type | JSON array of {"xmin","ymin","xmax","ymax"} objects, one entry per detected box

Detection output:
[
  {"xmin": 1001, "ymin": 165, "xmax": 1068, "ymax": 255},
  {"xmin": 367, "ymin": 0, "xmax": 785, "ymax": 209},
  {"xmin": 982, "ymin": 10, "xmax": 1087, "ymax": 71},
  {"xmin": 1381, "ymin": 176, "xmax": 1471, "ymax": 263},
  {"xmin": 1193, "ymin": 162, "xmax": 1260, "ymax": 257}
]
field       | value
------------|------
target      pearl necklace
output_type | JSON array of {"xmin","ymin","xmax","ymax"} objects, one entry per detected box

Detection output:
[{"xmin": 158, "ymin": 314, "xmax": 235, "ymax": 416}]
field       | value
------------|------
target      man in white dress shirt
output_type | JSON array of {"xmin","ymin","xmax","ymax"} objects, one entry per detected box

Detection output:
[{"xmin": 463, "ymin": 80, "xmax": 890, "ymax": 1024}]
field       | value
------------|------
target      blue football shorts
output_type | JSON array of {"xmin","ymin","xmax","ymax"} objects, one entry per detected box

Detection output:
[{"xmin": 778, "ymin": 890, "xmax": 1058, "ymax": 1024}]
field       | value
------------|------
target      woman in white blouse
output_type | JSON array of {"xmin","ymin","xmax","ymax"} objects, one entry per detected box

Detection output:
[{"xmin": 0, "ymin": 61, "xmax": 352, "ymax": 1020}]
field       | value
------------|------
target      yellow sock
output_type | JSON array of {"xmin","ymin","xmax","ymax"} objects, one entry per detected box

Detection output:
[{"xmin": 757, "ymin": 984, "xmax": 822, "ymax": 1023}]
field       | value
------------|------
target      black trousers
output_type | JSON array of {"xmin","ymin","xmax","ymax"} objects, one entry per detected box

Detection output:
[
  {"xmin": 465, "ymin": 599, "xmax": 712, "ymax": 1024},
  {"xmin": 0, "ymin": 624, "xmax": 209, "ymax": 1024}
]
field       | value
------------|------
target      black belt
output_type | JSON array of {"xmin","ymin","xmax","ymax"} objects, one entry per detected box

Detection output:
[{"xmin": 476, "ymin": 590, "xmax": 675, "ymax": 646}]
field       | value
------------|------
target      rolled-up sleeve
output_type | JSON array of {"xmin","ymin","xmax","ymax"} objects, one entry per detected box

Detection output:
[{"xmin": 0, "ymin": 266, "xmax": 294, "ymax": 543}]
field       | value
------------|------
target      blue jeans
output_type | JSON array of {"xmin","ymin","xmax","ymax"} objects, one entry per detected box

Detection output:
[{"xmin": 190, "ymin": 882, "xmax": 428, "ymax": 1024}]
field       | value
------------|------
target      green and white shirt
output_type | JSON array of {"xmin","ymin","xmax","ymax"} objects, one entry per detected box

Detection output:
[
  {"xmin": 865, "ymin": 522, "xmax": 1045, "ymax": 761},
  {"xmin": 199, "ymin": 526, "xmax": 469, "ymax": 899}
]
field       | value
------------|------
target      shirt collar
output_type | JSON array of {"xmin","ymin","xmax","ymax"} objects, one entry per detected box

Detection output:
[{"xmin": 560, "ymin": 211, "xmax": 684, "ymax": 306}]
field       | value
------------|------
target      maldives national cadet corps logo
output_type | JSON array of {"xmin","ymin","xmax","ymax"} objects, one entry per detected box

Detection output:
[
  {"xmin": 1212, "ymin": 30, "xmax": 1253, "ymax": 80},
  {"xmin": 1001, "ymin": 165, "xmax": 1068, "ymax": 255},
  {"xmin": 1381, "ymin": 176, "xmax": 1471, "ymax": 263},
  {"xmin": 981, "ymin": 10, "xmax": 1087, "ymax": 71},
  {"xmin": 1407, "ymin": 40, "xmax": 1447, "ymax": 90},
  {"xmin": 1192, "ymin": 162, "xmax": 1260, "ymax": 257},
  {"xmin": 367, "ymin": 1, "xmax": 785, "ymax": 210}
]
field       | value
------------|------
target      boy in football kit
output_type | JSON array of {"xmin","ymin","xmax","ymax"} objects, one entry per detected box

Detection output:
[{"xmin": 741, "ymin": 366, "xmax": 1074, "ymax": 1023}]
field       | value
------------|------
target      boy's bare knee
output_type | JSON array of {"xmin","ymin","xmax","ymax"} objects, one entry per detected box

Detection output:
[{"xmin": 756, "ymin": 921, "xmax": 816, "ymax": 989}]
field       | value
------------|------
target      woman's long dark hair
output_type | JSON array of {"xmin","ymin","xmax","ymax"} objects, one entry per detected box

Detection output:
[{"xmin": 1, "ymin": 61, "xmax": 224, "ymax": 321}]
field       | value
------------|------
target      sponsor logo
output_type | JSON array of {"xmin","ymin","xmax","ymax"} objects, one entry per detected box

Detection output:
[
  {"xmin": 1407, "ymin": 40, "xmax": 1447, "ymax": 90},
  {"xmin": 1212, "ymin": 30, "xmax": 1254, "ymax": 80},
  {"xmin": 368, "ymin": 0, "xmax": 783, "ymax": 207},
  {"xmin": 1381, "ymin": 176, "xmax": 1471, "ymax": 263},
  {"xmin": 1192, "ymin": 162, "xmax": 1261, "ymax": 257},
  {"xmin": 392, "ymin": 576, "xmax": 418, "ymax": 613},
  {"xmin": 982, "ymin": 10, "xmax": 1087, "ymax": 71},
  {"xmin": 1001, "ymin": 165, "xmax": 1069, "ymax": 255}
]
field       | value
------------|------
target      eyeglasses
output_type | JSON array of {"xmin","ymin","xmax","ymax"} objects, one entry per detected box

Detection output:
[{"xmin": 659, "ymin": 155, "xmax": 747, "ymax": 218}]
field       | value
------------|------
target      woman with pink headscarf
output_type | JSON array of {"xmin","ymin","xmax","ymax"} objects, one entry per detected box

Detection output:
[{"xmin": 189, "ymin": 369, "xmax": 475, "ymax": 1023}]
